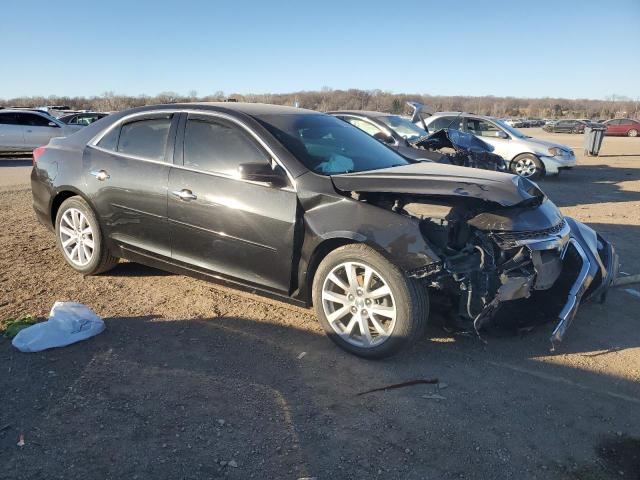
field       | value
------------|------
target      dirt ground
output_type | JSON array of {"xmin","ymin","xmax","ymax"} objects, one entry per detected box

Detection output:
[{"xmin": 1, "ymin": 129, "xmax": 639, "ymax": 479}]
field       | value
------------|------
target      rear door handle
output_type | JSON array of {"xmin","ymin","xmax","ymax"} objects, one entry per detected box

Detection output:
[
  {"xmin": 171, "ymin": 189, "xmax": 197, "ymax": 201},
  {"xmin": 90, "ymin": 169, "xmax": 110, "ymax": 181}
]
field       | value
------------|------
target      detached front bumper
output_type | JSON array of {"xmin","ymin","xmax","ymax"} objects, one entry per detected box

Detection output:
[
  {"xmin": 474, "ymin": 216, "xmax": 618, "ymax": 348},
  {"xmin": 539, "ymin": 152, "xmax": 577, "ymax": 175},
  {"xmin": 549, "ymin": 217, "xmax": 618, "ymax": 349}
]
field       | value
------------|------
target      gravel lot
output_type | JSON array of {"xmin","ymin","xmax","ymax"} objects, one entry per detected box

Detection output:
[{"xmin": 1, "ymin": 129, "xmax": 639, "ymax": 479}]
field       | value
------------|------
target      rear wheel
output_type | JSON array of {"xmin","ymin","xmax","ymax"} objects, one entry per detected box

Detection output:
[
  {"xmin": 55, "ymin": 196, "xmax": 118, "ymax": 275},
  {"xmin": 628, "ymin": 129, "xmax": 638, "ymax": 137},
  {"xmin": 312, "ymin": 244, "xmax": 428, "ymax": 359},
  {"xmin": 511, "ymin": 154, "xmax": 543, "ymax": 179}
]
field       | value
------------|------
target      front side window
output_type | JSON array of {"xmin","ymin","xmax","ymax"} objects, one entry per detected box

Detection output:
[
  {"xmin": 256, "ymin": 113, "xmax": 410, "ymax": 175},
  {"xmin": 183, "ymin": 117, "xmax": 270, "ymax": 176},
  {"xmin": 117, "ymin": 116, "xmax": 172, "ymax": 161},
  {"xmin": 466, "ymin": 118, "xmax": 501, "ymax": 138}
]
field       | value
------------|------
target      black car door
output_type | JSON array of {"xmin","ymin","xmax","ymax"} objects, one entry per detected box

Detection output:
[
  {"xmin": 168, "ymin": 112, "xmax": 298, "ymax": 292},
  {"xmin": 83, "ymin": 112, "xmax": 178, "ymax": 258}
]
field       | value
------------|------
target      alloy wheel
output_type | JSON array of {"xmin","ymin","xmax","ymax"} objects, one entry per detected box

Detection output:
[
  {"xmin": 628, "ymin": 129, "xmax": 638, "ymax": 137},
  {"xmin": 59, "ymin": 208, "xmax": 95, "ymax": 267},
  {"xmin": 321, "ymin": 261, "xmax": 397, "ymax": 348},
  {"xmin": 514, "ymin": 158, "xmax": 537, "ymax": 177}
]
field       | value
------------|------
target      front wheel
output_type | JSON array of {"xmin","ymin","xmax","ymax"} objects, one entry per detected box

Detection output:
[
  {"xmin": 312, "ymin": 244, "xmax": 428, "ymax": 359},
  {"xmin": 55, "ymin": 196, "xmax": 119, "ymax": 275},
  {"xmin": 628, "ymin": 129, "xmax": 638, "ymax": 137},
  {"xmin": 511, "ymin": 154, "xmax": 543, "ymax": 179}
]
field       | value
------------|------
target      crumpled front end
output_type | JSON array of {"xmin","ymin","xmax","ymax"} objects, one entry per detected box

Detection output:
[
  {"xmin": 407, "ymin": 206, "xmax": 618, "ymax": 349},
  {"xmin": 332, "ymin": 162, "xmax": 618, "ymax": 348}
]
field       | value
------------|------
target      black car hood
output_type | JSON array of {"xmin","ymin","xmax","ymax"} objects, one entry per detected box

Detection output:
[{"xmin": 330, "ymin": 162, "xmax": 545, "ymax": 207}]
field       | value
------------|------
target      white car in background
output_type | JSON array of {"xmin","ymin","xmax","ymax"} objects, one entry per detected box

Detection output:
[
  {"xmin": 419, "ymin": 112, "xmax": 576, "ymax": 179},
  {"xmin": 0, "ymin": 109, "xmax": 83, "ymax": 152}
]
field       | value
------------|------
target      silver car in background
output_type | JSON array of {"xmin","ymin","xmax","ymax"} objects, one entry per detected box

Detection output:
[
  {"xmin": 420, "ymin": 112, "xmax": 577, "ymax": 179},
  {"xmin": 0, "ymin": 109, "xmax": 83, "ymax": 152}
]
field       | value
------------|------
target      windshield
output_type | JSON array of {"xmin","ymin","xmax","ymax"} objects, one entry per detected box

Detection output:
[
  {"xmin": 378, "ymin": 115, "xmax": 428, "ymax": 141},
  {"xmin": 256, "ymin": 113, "xmax": 410, "ymax": 175},
  {"xmin": 495, "ymin": 119, "xmax": 528, "ymax": 138}
]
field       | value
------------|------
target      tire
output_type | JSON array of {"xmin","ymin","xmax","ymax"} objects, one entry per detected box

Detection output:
[
  {"xmin": 628, "ymin": 129, "xmax": 638, "ymax": 137},
  {"xmin": 55, "ymin": 196, "xmax": 118, "ymax": 275},
  {"xmin": 312, "ymin": 244, "xmax": 428, "ymax": 359},
  {"xmin": 510, "ymin": 154, "xmax": 544, "ymax": 180}
]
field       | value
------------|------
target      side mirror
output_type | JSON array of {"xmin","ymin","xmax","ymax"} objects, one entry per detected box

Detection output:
[
  {"xmin": 48, "ymin": 121, "xmax": 59, "ymax": 127},
  {"xmin": 238, "ymin": 162, "xmax": 288, "ymax": 187},
  {"xmin": 373, "ymin": 131, "xmax": 395, "ymax": 145},
  {"xmin": 496, "ymin": 131, "xmax": 508, "ymax": 139}
]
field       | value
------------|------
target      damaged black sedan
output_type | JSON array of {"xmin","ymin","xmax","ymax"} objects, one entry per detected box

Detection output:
[{"xmin": 31, "ymin": 103, "xmax": 618, "ymax": 358}]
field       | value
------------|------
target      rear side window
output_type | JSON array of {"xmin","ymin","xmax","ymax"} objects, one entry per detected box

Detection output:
[
  {"xmin": 16, "ymin": 113, "xmax": 53, "ymax": 127},
  {"xmin": 0, "ymin": 113, "xmax": 18, "ymax": 125},
  {"xmin": 344, "ymin": 118, "xmax": 384, "ymax": 137},
  {"xmin": 183, "ymin": 117, "xmax": 270, "ymax": 176},
  {"xmin": 429, "ymin": 116, "xmax": 464, "ymax": 132},
  {"xmin": 116, "ymin": 117, "xmax": 172, "ymax": 161},
  {"xmin": 97, "ymin": 126, "xmax": 120, "ymax": 151}
]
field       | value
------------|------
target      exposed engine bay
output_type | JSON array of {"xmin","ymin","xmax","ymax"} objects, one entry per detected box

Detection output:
[
  {"xmin": 348, "ymin": 189, "xmax": 618, "ymax": 349},
  {"xmin": 410, "ymin": 128, "xmax": 507, "ymax": 172},
  {"xmin": 406, "ymin": 101, "xmax": 506, "ymax": 172}
]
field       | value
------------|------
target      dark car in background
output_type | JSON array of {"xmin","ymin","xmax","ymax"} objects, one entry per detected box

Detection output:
[
  {"xmin": 59, "ymin": 112, "xmax": 109, "ymax": 127},
  {"xmin": 544, "ymin": 119, "xmax": 593, "ymax": 134},
  {"xmin": 603, "ymin": 118, "xmax": 640, "ymax": 137},
  {"xmin": 31, "ymin": 103, "xmax": 618, "ymax": 358},
  {"xmin": 328, "ymin": 110, "xmax": 506, "ymax": 171}
]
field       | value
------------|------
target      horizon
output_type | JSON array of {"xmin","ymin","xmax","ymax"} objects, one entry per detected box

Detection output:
[
  {"xmin": 1, "ymin": 89, "xmax": 638, "ymax": 104},
  {"xmin": 1, "ymin": 0, "xmax": 639, "ymax": 100}
]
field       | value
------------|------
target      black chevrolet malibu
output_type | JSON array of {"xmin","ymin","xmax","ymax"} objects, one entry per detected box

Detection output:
[{"xmin": 31, "ymin": 103, "xmax": 618, "ymax": 358}]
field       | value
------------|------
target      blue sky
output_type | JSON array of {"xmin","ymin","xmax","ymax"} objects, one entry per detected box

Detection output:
[{"xmin": 1, "ymin": 0, "xmax": 638, "ymax": 100}]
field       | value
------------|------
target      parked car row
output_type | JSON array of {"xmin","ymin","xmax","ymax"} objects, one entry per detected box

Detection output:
[
  {"xmin": 413, "ymin": 108, "xmax": 576, "ymax": 179},
  {"xmin": 327, "ymin": 110, "xmax": 506, "ymax": 171},
  {"xmin": 30, "ymin": 102, "xmax": 618, "ymax": 358},
  {"xmin": 0, "ymin": 109, "xmax": 84, "ymax": 152},
  {"xmin": 505, "ymin": 118, "xmax": 546, "ymax": 128},
  {"xmin": 0, "ymin": 108, "xmax": 108, "ymax": 152}
]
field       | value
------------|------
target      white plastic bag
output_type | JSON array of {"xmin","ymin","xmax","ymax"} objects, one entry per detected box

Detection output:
[{"xmin": 12, "ymin": 302, "xmax": 105, "ymax": 353}]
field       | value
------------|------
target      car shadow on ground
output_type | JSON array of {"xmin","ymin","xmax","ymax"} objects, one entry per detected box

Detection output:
[
  {"xmin": 1, "ymin": 309, "xmax": 638, "ymax": 479},
  {"xmin": 108, "ymin": 261, "xmax": 175, "ymax": 277},
  {"xmin": 539, "ymin": 164, "xmax": 640, "ymax": 207}
]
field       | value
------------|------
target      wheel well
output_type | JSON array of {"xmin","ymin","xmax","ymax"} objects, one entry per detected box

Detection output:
[
  {"xmin": 305, "ymin": 238, "xmax": 358, "ymax": 305},
  {"xmin": 50, "ymin": 191, "xmax": 78, "ymax": 226}
]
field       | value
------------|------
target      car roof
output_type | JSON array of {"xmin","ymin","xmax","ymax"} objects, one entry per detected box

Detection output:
[
  {"xmin": 0, "ymin": 108, "xmax": 54, "ymax": 116},
  {"xmin": 327, "ymin": 110, "xmax": 394, "ymax": 118},
  {"xmin": 126, "ymin": 102, "xmax": 320, "ymax": 117}
]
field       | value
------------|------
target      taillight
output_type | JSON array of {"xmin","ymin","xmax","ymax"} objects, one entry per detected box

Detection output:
[{"xmin": 33, "ymin": 146, "xmax": 46, "ymax": 165}]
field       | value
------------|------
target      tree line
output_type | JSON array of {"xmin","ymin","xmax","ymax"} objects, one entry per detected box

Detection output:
[{"xmin": 1, "ymin": 89, "xmax": 638, "ymax": 119}]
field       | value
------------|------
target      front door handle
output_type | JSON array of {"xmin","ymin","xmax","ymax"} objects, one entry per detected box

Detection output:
[
  {"xmin": 90, "ymin": 169, "xmax": 110, "ymax": 181},
  {"xmin": 171, "ymin": 189, "xmax": 197, "ymax": 201}
]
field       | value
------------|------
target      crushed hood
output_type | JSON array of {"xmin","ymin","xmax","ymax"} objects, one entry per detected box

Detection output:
[{"xmin": 331, "ymin": 162, "xmax": 545, "ymax": 207}]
